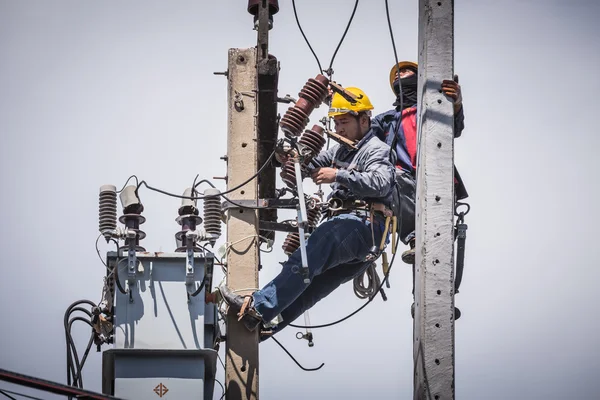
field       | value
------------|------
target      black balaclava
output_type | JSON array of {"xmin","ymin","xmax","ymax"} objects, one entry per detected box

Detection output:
[{"xmin": 393, "ymin": 69, "xmax": 418, "ymax": 110}]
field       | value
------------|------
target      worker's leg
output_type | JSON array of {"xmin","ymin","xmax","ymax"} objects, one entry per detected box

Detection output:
[
  {"xmin": 251, "ymin": 213, "xmax": 385, "ymax": 324},
  {"xmin": 267, "ymin": 259, "xmax": 372, "ymax": 335},
  {"xmin": 395, "ymin": 170, "xmax": 417, "ymax": 264}
]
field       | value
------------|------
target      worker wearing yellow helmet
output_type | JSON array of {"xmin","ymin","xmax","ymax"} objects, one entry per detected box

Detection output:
[{"xmin": 218, "ymin": 86, "xmax": 398, "ymax": 336}]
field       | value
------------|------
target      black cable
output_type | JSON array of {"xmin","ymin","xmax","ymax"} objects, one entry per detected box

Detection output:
[
  {"xmin": 113, "ymin": 259, "xmax": 128, "ymax": 295},
  {"xmin": 385, "ymin": 0, "xmax": 403, "ymax": 116},
  {"xmin": 117, "ymin": 175, "xmax": 139, "ymax": 193},
  {"xmin": 0, "ymin": 389, "xmax": 17, "ymax": 400},
  {"xmin": 95, "ymin": 235, "xmax": 105, "ymax": 266},
  {"xmin": 187, "ymin": 275, "xmax": 208, "ymax": 298},
  {"xmin": 327, "ymin": 0, "xmax": 360, "ymax": 74},
  {"xmin": 215, "ymin": 378, "xmax": 225, "ymax": 400},
  {"xmin": 292, "ymin": 0, "xmax": 360, "ymax": 76},
  {"xmin": 291, "ymin": 0, "xmax": 323, "ymax": 74},
  {"xmin": 63, "ymin": 300, "xmax": 96, "ymax": 388},
  {"xmin": 193, "ymin": 179, "xmax": 216, "ymax": 189},
  {"xmin": 64, "ymin": 301, "xmax": 94, "ymax": 386},
  {"xmin": 67, "ymin": 317, "xmax": 94, "ymax": 388},
  {"xmin": 136, "ymin": 150, "xmax": 275, "ymax": 203},
  {"xmin": 0, "ymin": 389, "xmax": 44, "ymax": 400},
  {"xmin": 270, "ymin": 336, "xmax": 324, "ymax": 372}
]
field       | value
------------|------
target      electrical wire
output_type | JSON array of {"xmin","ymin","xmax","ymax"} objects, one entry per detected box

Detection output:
[
  {"xmin": 116, "ymin": 175, "xmax": 139, "ymax": 193},
  {"xmin": 95, "ymin": 234, "xmax": 108, "ymax": 268},
  {"xmin": 291, "ymin": 0, "xmax": 322, "ymax": 74},
  {"xmin": 270, "ymin": 336, "xmax": 324, "ymax": 372},
  {"xmin": 214, "ymin": 378, "xmax": 225, "ymax": 400},
  {"xmin": 326, "ymin": 0, "xmax": 360, "ymax": 75},
  {"xmin": 0, "ymin": 389, "xmax": 17, "ymax": 400},
  {"xmin": 136, "ymin": 150, "xmax": 275, "ymax": 202},
  {"xmin": 291, "ymin": 0, "xmax": 360, "ymax": 76},
  {"xmin": 63, "ymin": 300, "xmax": 96, "ymax": 389},
  {"xmin": 385, "ymin": 0, "xmax": 403, "ymax": 116},
  {"xmin": 0, "ymin": 388, "xmax": 44, "ymax": 400},
  {"xmin": 113, "ymin": 258, "xmax": 128, "ymax": 295}
]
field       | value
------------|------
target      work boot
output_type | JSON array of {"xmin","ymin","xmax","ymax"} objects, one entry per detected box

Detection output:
[
  {"xmin": 217, "ymin": 284, "xmax": 263, "ymax": 332},
  {"xmin": 402, "ymin": 238, "xmax": 416, "ymax": 265}
]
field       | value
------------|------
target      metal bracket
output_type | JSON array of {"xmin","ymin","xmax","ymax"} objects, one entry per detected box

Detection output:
[
  {"xmin": 126, "ymin": 230, "xmax": 137, "ymax": 285},
  {"xmin": 185, "ymin": 231, "xmax": 199, "ymax": 286},
  {"xmin": 259, "ymin": 220, "xmax": 315, "ymax": 234},
  {"xmin": 293, "ymin": 161, "xmax": 310, "ymax": 284},
  {"xmin": 221, "ymin": 197, "xmax": 299, "ymax": 212}
]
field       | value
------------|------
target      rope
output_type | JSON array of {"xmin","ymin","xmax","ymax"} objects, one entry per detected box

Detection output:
[{"xmin": 352, "ymin": 263, "xmax": 381, "ymax": 299}]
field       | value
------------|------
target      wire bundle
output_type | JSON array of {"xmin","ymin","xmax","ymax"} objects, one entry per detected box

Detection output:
[{"xmin": 64, "ymin": 300, "xmax": 97, "ymax": 389}]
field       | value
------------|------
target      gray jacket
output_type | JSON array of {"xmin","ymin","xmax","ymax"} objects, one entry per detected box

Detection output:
[{"xmin": 307, "ymin": 129, "xmax": 396, "ymax": 208}]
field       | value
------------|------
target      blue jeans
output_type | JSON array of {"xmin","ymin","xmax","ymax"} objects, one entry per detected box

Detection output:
[{"xmin": 252, "ymin": 213, "xmax": 387, "ymax": 331}]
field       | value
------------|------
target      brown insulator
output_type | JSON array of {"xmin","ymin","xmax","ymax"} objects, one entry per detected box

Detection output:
[
  {"xmin": 282, "ymin": 232, "xmax": 301, "ymax": 255},
  {"xmin": 280, "ymin": 75, "xmax": 329, "ymax": 138},
  {"xmin": 280, "ymin": 107, "xmax": 309, "ymax": 139},
  {"xmin": 280, "ymin": 160, "xmax": 298, "ymax": 189},
  {"xmin": 299, "ymin": 125, "xmax": 326, "ymax": 159},
  {"xmin": 307, "ymin": 206, "xmax": 321, "ymax": 228},
  {"xmin": 298, "ymin": 78, "xmax": 329, "ymax": 107}
]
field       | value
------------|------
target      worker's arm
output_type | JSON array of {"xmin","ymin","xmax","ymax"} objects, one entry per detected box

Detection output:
[
  {"xmin": 334, "ymin": 144, "xmax": 395, "ymax": 198},
  {"xmin": 454, "ymin": 105, "xmax": 465, "ymax": 138},
  {"xmin": 442, "ymin": 75, "xmax": 465, "ymax": 138},
  {"xmin": 307, "ymin": 145, "xmax": 337, "ymax": 170}
]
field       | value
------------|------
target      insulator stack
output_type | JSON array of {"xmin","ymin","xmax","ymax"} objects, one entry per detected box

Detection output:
[
  {"xmin": 280, "ymin": 125, "xmax": 327, "ymax": 190},
  {"xmin": 119, "ymin": 185, "xmax": 146, "ymax": 251},
  {"xmin": 280, "ymin": 75, "xmax": 329, "ymax": 139},
  {"xmin": 118, "ymin": 213, "xmax": 146, "ymax": 251},
  {"xmin": 282, "ymin": 200, "xmax": 322, "ymax": 255},
  {"xmin": 282, "ymin": 232, "xmax": 301, "ymax": 256},
  {"xmin": 203, "ymin": 188, "xmax": 223, "ymax": 247},
  {"xmin": 299, "ymin": 125, "xmax": 326, "ymax": 158},
  {"xmin": 306, "ymin": 206, "xmax": 322, "ymax": 228},
  {"xmin": 281, "ymin": 161, "xmax": 298, "ymax": 189},
  {"xmin": 99, "ymin": 185, "xmax": 117, "ymax": 243},
  {"xmin": 175, "ymin": 188, "xmax": 203, "ymax": 252}
]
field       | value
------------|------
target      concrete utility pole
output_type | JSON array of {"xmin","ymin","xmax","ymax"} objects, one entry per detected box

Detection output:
[
  {"xmin": 224, "ymin": 3, "xmax": 279, "ymax": 399},
  {"xmin": 224, "ymin": 47, "xmax": 260, "ymax": 400},
  {"xmin": 413, "ymin": 0, "xmax": 456, "ymax": 399}
]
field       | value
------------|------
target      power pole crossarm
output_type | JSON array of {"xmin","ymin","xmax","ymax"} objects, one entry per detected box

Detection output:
[{"xmin": 414, "ymin": 0, "xmax": 456, "ymax": 399}]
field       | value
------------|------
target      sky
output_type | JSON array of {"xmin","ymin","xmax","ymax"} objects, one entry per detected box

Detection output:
[{"xmin": 1, "ymin": 0, "xmax": 599, "ymax": 399}]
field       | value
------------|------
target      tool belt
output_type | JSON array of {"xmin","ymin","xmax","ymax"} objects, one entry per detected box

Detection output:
[{"xmin": 327, "ymin": 198, "xmax": 393, "ymax": 219}]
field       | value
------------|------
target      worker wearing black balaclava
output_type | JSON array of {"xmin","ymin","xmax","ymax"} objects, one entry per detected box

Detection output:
[{"xmin": 392, "ymin": 66, "xmax": 418, "ymax": 111}]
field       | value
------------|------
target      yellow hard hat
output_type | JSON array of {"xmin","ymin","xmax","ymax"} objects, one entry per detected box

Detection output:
[
  {"xmin": 389, "ymin": 61, "xmax": 418, "ymax": 92},
  {"xmin": 328, "ymin": 87, "xmax": 374, "ymax": 118}
]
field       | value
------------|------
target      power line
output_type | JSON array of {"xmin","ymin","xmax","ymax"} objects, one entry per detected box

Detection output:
[{"xmin": 292, "ymin": 0, "xmax": 360, "ymax": 77}]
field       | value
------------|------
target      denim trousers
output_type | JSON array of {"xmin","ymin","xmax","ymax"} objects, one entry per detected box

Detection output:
[{"xmin": 252, "ymin": 212, "xmax": 386, "ymax": 333}]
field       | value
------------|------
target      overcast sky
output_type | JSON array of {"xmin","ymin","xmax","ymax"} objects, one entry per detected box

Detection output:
[{"xmin": 1, "ymin": 0, "xmax": 599, "ymax": 399}]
